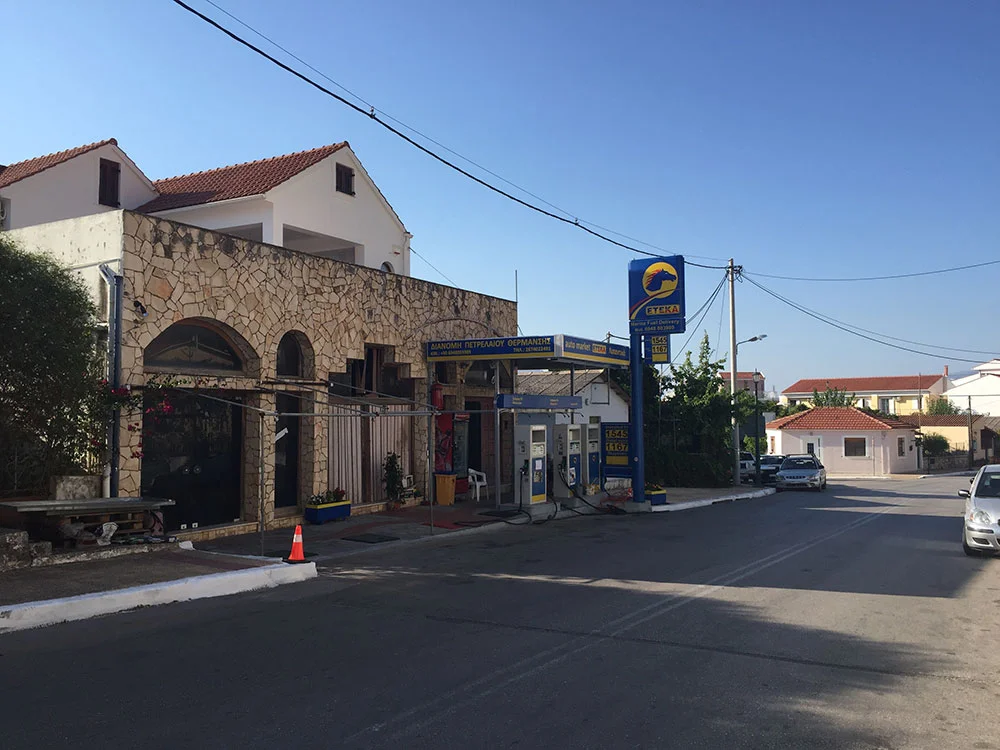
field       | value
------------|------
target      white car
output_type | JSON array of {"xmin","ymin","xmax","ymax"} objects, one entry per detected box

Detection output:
[{"xmin": 960, "ymin": 465, "xmax": 1000, "ymax": 557}]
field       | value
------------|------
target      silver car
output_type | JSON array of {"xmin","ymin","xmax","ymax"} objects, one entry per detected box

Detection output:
[
  {"xmin": 775, "ymin": 454, "xmax": 827, "ymax": 491},
  {"xmin": 960, "ymin": 465, "xmax": 1000, "ymax": 557}
]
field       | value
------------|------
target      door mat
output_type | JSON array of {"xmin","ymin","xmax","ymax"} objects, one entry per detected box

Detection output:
[
  {"xmin": 341, "ymin": 533, "xmax": 400, "ymax": 544},
  {"xmin": 479, "ymin": 509, "xmax": 521, "ymax": 518}
]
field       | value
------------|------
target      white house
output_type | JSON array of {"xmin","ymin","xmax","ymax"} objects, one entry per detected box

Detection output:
[
  {"xmin": 781, "ymin": 374, "xmax": 946, "ymax": 415},
  {"xmin": 766, "ymin": 407, "xmax": 918, "ymax": 477},
  {"xmin": 0, "ymin": 139, "xmax": 410, "ymax": 275},
  {"xmin": 942, "ymin": 360, "xmax": 1000, "ymax": 416},
  {"xmin": 0, "ymin": 140, "xmax": 157, "ymax": 230},
  {"xmin": 515, "ymin": 370, "xmax": 629, "ymax": 427}
]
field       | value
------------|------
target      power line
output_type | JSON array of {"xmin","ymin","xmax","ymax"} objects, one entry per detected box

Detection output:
[
  {"xmin": 676, "ymin": 273, "xmax": 728, "ymax": 356},
  {"xmin": 175, "ymin": 0, "xmax": 730, "ymax": 267},
  {"xmin": 744, "ymin": 273, "xmax": 999, "ymax": 357},
  {"xmin": 744, "ymin": 258, "xmax": 1000, "ymax": 283},
  {"xmin": 410, "ymin": 247, "xmax": 459, "ymax": 287},
  {"xmin": 744, "ymin": 276, "xmax": 986, "ymax": 364}
]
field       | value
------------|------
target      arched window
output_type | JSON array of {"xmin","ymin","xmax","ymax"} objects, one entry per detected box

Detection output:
[
  {"xmin": 144, "ymin": 322, "xmax": 244, "ymax": 373},
  {"xmin": 380, "ymin": 261, "xmax": 394, "ymax": 273},
  {"xmin": 276, "ymin": 332, "xmax": 303, "ymax": 377}
]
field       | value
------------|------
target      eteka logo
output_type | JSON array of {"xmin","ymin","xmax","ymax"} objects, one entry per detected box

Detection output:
[{"xmin": 642, "ymin": 262, "xmax": 679, "ymax": 299}]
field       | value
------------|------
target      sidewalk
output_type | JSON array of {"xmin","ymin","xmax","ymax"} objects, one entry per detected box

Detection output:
[
  {"xmin": 0, "ymin": 546, "xmax": 316, "ymax": 633},
  {"xmin": 198, "ymin": 503, "xmax": 508, "ymax": 562}
]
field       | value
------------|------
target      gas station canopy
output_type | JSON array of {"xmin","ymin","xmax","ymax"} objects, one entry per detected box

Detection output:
[{"xmin": 425, "ymin": 335, "xmax": 629, "ymax": 369}]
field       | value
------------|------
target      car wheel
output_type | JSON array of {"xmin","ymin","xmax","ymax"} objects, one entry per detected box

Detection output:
[{"xmin": 963, "ymin": 535, "xmax": 984, "ymax": 557}]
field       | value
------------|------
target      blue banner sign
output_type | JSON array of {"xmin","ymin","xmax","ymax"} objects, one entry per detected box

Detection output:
[
  {"xmin": 643, "ymin": 335, "xmax": 670, "ymax": 364},
  {"xmin": 427, "ymin": 336, "xmax": 556, "ymax": 361},
  {"xmin": 628, "ymin": 256, "xmax": 686, "ymax": 335},
  {"xmin": 560, "ymin": 336, "xmax": 629, "ymax": 366},
  {"xmin": 496, "ymin": 394, "xmax": 583, "ymax": 410},
  {"xmin": 601, "ymin": 422, "xmax": 632, "ymax": 478}
]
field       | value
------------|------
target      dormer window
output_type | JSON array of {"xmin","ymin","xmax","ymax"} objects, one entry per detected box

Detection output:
[
  {"xmin": 335, "ymin": 163, "xmax": 355, "ymax": 196},
  {"xmin": 99, "ymin": 159, "xmax": 121, "ymax": 207}
]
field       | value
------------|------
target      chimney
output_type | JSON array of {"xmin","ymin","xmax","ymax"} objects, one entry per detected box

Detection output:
[{"xmin": 944, "ymin": 365, "xmax": 949, "ymax": 378}]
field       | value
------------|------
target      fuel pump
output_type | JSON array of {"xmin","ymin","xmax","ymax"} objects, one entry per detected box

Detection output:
[
  {"xmin": 552, "ymin": 424, "xmax": 581, "ymax": 501},
  {"xmin": 515, "ymin": 424, "xmax": 548, "ymax": 505},
  {"xmin": 581, "ymin": 422, "xmax": 601, "ymax": 494}
]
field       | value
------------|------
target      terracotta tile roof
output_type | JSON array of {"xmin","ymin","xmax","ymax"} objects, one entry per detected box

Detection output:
[
  {"xmin": 0, "ymin": 139, "xmax": 117, "ymax": 190},
  {"xmin": 782, "ymin": 375, "xmax": 942, "ymax": 395},
  {"xmin": 766, "ymin": 407, "xmax": 916, "ymax": 431},
  {"xmin": 897, "ymin": 414, "xmax": 972, "ymax": 427},
  {"xmin": 138, "ymin": 142, "xmax": 349, "ymax": 213}
]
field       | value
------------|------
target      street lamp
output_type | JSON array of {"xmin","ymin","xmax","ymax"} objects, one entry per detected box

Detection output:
[
  {"xmin": 752, "ymin": 370, "xmax": 763, "ymax": 486},
  {"xmin": 731, "ymin": 334, "xmax": 767, "ymax": 486}
]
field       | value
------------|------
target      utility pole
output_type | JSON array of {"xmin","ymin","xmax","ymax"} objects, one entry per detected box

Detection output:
[
  {"xmin": 968, "ymin": 395, "xmax": 974, "ymax": 470},
  {"xmin": 729, "ymin": 258, "xmax": 740, "ymax": 486}
]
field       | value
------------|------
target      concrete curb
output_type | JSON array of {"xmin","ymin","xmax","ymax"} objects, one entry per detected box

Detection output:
[
  {"xmin": 0, "ymin": 561, "xmax": 317, "ymax": 634},
  {"xmin": 650, "ymin": 487, "xmax": 776, "ymax": 513},
  {"xmin": 919, "ymin": 470, "xmax": 977, "ymax": 479}
]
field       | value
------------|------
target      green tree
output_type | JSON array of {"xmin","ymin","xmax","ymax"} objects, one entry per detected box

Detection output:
[
  {"xmin": 925, "ymin": 396, "xmax": 962, "ymax": 415},
  {"xmin": 0, "ymin": 236, "xmax": 102, "ymax": 491},
  {"xmin": 812, "ymin": 386, "xmax": 856, "ymax": 407},
  {"xmin": 646, "ymin": 334, "xmax": 738, "ymax": 487},
  {"xmin": 775, "ymin": 402, "xmax": 809, "ymax": 417},
  {"xmin": 921, "ymin": 433, "xmax": 950, "ymax": 457}
]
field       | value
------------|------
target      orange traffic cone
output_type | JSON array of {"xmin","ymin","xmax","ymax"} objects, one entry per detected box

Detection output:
[{"xmin": 284, "ymin": 525, "xmax": 307, "ymax": 563}]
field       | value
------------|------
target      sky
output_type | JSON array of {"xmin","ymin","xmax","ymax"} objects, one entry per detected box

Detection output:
[{"xmin": 5, "ymin": 0, "xmax": 999, "ymax": 394}]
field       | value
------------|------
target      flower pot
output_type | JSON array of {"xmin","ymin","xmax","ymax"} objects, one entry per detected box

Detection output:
[
  {"xmin": 304, "ymin": 500, "xmax": 351, "ymax": 524},
  {"xmin": 645, "ymin": 489, "xmax": 668, "ymax": 506}
]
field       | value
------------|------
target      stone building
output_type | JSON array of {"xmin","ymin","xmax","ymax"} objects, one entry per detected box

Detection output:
[
  {"xmin": 9, "ymin": 210, "xmax": 516, "ymax": 539},
  {"xmin": 4, "ymin": 139, "xmax": 517, "ymax": 540}
]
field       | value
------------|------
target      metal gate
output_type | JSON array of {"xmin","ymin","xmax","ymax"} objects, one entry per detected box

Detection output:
[{"xmin": 328, "ymin": 402, "xmax": 414, "ymax": 506}]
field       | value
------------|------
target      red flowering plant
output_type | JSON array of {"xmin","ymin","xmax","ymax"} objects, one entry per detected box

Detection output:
[{"xmin": 95, "ymin": 375, "xmax": 185, "ymax": 461}]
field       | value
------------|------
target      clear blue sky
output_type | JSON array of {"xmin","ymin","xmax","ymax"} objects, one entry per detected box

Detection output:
[{"xmin": 6, "ymin": 0, "xmax": 999, "ymax": 393}]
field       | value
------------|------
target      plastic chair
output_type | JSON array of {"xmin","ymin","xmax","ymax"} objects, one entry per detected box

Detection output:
[
  {"xmin": 401, "ymin": 474, "xmax": 417, "ymax": 501},
  {"xmin": 468, "ymin": 469, "xmax": 488, "ymax": 503}
]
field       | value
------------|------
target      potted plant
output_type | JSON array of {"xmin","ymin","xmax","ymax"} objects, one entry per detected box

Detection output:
[
  {"xmin": 383, "ymin": 452, "xmax": 404, "ymax": 510},
  {"xmin": 304, "ymin": 488, "xmax": 350, "ymax": 524}
]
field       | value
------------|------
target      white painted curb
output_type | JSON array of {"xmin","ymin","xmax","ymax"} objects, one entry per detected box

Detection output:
[
  {"xmin": 0, "ymin": 562, "xmax": 317, "ymax": 634},
  {"xmin": 650, "ymin": 487, "xmax": 776, "ymax": 512},
  {"xmin": 919, "ymin": 470, "xmax": 977, "ymax": 479}
]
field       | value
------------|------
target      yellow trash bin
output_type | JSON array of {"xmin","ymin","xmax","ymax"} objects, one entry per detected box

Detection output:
[{"xmin": 435, "ymin": 473, "xmax": 457, "ymax": 506}]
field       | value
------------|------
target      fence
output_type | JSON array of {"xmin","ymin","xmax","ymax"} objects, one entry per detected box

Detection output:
[{"xmin": 327, "ymin": 402, "xmax": 415, "ymax": 506}]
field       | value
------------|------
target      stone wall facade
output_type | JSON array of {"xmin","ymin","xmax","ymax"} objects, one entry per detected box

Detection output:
[{"xmin": 114, "ymin": 211, "xmax": 516, "ymax": 532}]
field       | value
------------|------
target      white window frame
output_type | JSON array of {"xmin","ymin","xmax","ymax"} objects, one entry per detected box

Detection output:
[{"xmin": 843, "ymin": 435, "xmax": 868, "ymax": 458}]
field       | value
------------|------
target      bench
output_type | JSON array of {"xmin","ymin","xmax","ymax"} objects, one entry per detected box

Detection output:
[{"xmin": 0, "ymin": 497, "xmax": 176, "ymax": 547}]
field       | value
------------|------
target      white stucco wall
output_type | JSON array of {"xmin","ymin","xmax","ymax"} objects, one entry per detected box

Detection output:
[
  {"xmin": 765, "ymin": 428, "xmax": 918, "ymax": 476},
  {"xmin": 151, "ymin": 197, "xmax": 273, "ymax": 243},
  {"xmin": 5, "ymin": 211, "xmax": 125, "ymax": 322},
  {"xmin": 943, "ymin": 374, "xmax": 1000, "ymax": 416},
  {"xmin": 0, "ymin": 144, "xmax": 157, "ymax": 230},
  {"xmin": 147, "ymin": 148, "xmax": 410, "ymax": 275},
  {"xmin": 551, "ymin": 381, "xmax": 629, "ymax": 426},
  {"xmin": 267, "ymin": 149, "xmax": 410, "ymax": 275}
]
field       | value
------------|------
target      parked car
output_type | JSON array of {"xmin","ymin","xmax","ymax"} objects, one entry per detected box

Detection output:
[
  {"xmin": 775, "ymin": 454, "xmax": 827, "ymax": 491},
  {"xmin": 759, "ymin": 455, "xmax": 786, "ymax": 484},
  {"xmin": 959, "ymin": 465, "xmax": 1000, "ymax": 557},
  {"xmin": 738, "ymin": 451, "xmax": 755, "ymax": 483}
]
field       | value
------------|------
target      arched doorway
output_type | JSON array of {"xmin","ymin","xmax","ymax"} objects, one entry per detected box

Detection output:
[
  {"xmin": 274, "ymin": 331, "xmax": 313, "ymax": 509},
  {"xmin": 140, "ymin": 320, "xmax": 255, "ymax": 531}
]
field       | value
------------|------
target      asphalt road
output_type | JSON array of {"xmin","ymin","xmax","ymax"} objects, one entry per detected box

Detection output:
[{"xmin": 4, "ymin": 477, "xmax": 1000, "ymax": 749}]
